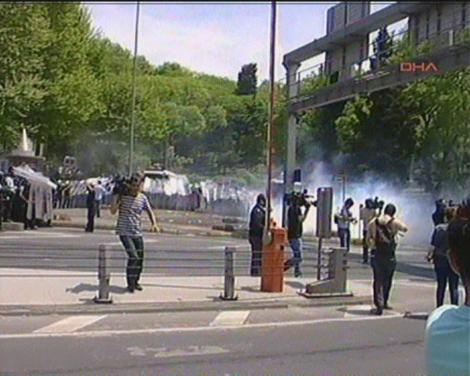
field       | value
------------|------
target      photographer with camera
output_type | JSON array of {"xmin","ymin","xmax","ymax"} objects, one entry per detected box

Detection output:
[
  {"xmin": 110, "ymin": 172, "xmax": 160, "ymax": 293},
  {"xmin": 285, "ymin": 190, "xmax": 312, "ymax": 278},
  {"xmin": 335, "ymin": 198, "xmax": 357, "ymax": 252}
]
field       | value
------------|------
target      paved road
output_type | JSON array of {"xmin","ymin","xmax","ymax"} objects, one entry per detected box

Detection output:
[
  {"xmin": 0, "ymin": 228, "xmax": 449, "ymax": 375},
  {"xmin": 0, "ymin": 227, "xmax": 434, "ymax": 280},
  {"xmin": 0, "ymin": 304, "xmax": 428, "ymax": 375}
]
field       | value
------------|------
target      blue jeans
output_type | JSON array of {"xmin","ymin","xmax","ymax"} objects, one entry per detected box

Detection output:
[
  {"xmin": 289, "ymin": 238, "xmax": 303, "ymax": 273},
  {"xmin": 119, "ymin": 236, "xmax": 144, "ymax": 287},
  {"xmin": 338, "ymin": 228, "xmax": 351, "ymax": 251}
]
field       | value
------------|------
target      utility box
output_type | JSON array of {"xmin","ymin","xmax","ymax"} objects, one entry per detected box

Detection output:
[{"xmin": 316, "ymin": 187, "xmax": 333, "ymax": 239}]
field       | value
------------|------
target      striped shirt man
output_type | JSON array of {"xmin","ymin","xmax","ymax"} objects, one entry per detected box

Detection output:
[{"xmin": 116, "ymin": 193, "xmax": 151, "ymax": 236}]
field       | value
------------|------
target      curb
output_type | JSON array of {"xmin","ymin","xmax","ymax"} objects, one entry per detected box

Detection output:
[
  {"xmin": 52, "ymin": 221, "xmax": 233, "ymax": 238},
  {"xmin": 0, "ymin": 295, "xmax": 371, "ymax": 317}
]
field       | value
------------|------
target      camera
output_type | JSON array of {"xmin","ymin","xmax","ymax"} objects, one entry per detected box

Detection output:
[
  {"xmin": 112, "ymin": 175, "xmax": 131, "ymax": 196},
  {"xmin": 366, "ymin": 196, "xmax": 384, "ymax": 211},
  {"xmin": 286, "ymin": 189, "xmax": 317, "ymax": 207}
]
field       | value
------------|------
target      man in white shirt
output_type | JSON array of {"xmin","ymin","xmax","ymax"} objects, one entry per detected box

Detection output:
[
  {"xmin": 336, "ymin": 198, "xmax": 357, "ymax": 252},
  {"xmin": 367, "ymin": 203, "xmax": 408, "ymax": 315},
  {"xmin": 360, "ymin": 199, "xmax": 378, "ymax": 264},
  {"xmin": 94, "ymin": 180, "xmax": 105, "ymax": 218}
]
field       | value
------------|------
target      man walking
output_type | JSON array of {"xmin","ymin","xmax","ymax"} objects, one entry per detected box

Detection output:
[
  {"xmin": 367, "ymin": 203, "xmax": 408, "ymax": 315},
  {"xmin": 427, "ymin": 208, "xmax": 460, "ymax": 307},
  {"xmin": 248, "ymin": 194, "xmax": 266, "ymax": 277},
  {"xmin": 111, "ymin": 172, "xmax": 159, "ymax": 293},
  {"xmin": 85, "ymin": 182, "xmax": 95, "ymax": 233},
  {"xmin": 94, "ymin": 180, "xmax": 105, "ymax": 218}
]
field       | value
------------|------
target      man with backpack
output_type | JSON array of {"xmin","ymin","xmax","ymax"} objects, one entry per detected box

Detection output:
[
  {"xmin": 427, "ymin": 207, "xmax": 460, "ymax": 307},
  {"xmin": 367, "ymin": 203, "xmax": 408, "ymax": 315}
]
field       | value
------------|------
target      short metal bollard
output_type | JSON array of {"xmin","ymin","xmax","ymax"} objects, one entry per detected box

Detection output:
[
  {"xmin": 220, "ymin": 246, "xmax": 238, "ymax": 301},
  {"xmin": 94, "ymin": 244, "xmax": 113, "ymax": 304}
]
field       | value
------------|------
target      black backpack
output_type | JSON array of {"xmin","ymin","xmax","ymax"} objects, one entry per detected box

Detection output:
[{"xmin": 375, "ymin": 218, "xmax": 395, "ymax": 254}]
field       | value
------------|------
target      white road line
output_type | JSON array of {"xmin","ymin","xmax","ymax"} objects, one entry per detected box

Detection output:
[
  {"xmin": 343, "ymin": 304, "xmax": 373, "ymax": 318},
  {"xmin": 0, "ymin": 232, "xmax": 79, "ymax": 239},
  {"xmin": 210, "ymin": 311, "xmax": 250, "ymax": 327},
  {"xmin": 127, "ymin": 345, "xmax": 229, "ymax": 358},
  {"xmin": 33, "ymin": 315, "xmax": 107, "ymax": 334},
  {"xmin": 0, "ymin": 313, "xmax": 404, "ymax": 340}
]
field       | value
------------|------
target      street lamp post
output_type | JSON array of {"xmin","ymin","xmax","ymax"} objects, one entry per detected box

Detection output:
[
  {"xmin": 129, "ymin": 1, "xmax": 140, "ymax": 176},
  {"xmin": 264, "ymin": 0, "xmax": 277, "ymax": 242}
]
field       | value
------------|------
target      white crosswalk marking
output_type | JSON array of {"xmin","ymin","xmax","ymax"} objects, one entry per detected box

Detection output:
[
  {"xmin": 34, "ymin": 315, "xmax": 107, "ymax": 334},
  {"xmin": 210, "ymin": 311, "xmax": 250, "ymax": 327}
]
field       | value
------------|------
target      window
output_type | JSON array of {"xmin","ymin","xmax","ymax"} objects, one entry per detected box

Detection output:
[
  {"xmin": 437, "ymin": 7, "xmax": 441, "ymax": 34},
  {"xmin": 462, "ymin": 3, "xmax": 467, "ymax": 28},
  {"xmin": 415, "ymin": 16, "xmax": 420, "ymax": 43},
  {"xmin": 425, "ymin": 11, "xmax": 430, "ymax": 39}
]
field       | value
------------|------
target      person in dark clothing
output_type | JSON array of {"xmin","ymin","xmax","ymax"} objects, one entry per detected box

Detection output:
[
  {"xmin": 285, "ymin": 194, "xmax": 311, "ymax": 277},
  {"xmin": 367, "ymin": 203, "xmax": 408, "ymax": 315},
  {"xmin": 432, "ymin": 199, "xmax": 446, "ymax": 226},
  {"xmin": 248, "ymin": 194, "xmax": 266, "ymax": 277},
  {"xmin": 427, "ymin": 207, "xmax": 460, "ymax": 307},
  {"xmin": 85, "ymin": 183, "xmax": 96, "ymax": 233}
]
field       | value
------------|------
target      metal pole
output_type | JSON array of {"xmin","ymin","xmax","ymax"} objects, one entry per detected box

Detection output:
[
  {"xmin": 94, "ymin": 244, "xmax": 113, "ymax": 304},
  {"xmin": 220, "ymin": 247, "xmax": 238, "ymax": 300},
  {"xmin": 342, "ymin": 174, "xmax": 346, "ymax": 203},
  {"xmin": 317, "ymin": 237, "xmax": 323, "ymax": 280},
  {"xmin": 129, "ymin": 1, "xmax": 140, "ymax": 176},
  {"xmin": 265, "ymin": 0, "xmax": 277, "ymax": 240}
]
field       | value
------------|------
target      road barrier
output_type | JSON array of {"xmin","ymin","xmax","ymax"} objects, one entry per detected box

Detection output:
[
  {"xmin": 94, "ymin": 245, "xmax": 112, "ymax": 304},
  {"xmin": 301, "ymin": 247, "xmax": 351, "ymax": 297},
  {"xmin": 219, "ymin": 247, "xmax": 238, "ymax": 300}
]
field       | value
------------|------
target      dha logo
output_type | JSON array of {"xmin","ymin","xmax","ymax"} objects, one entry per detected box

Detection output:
[{"xmin": 400, "ymin": 62, "xmax": 439, "ymax": 73}]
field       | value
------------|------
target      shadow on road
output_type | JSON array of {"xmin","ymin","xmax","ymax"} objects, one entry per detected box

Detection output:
[{"xmin": 66, "ymin": 283, "xmax": 128, "ymax": 294}]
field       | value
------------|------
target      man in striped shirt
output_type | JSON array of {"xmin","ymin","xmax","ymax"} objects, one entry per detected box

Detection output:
[{"xmin": 111, "ymin": 172, "xmax": 159, "ymax": 293}]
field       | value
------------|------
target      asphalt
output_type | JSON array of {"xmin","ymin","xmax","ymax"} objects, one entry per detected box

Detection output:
[
  {"xmin": 0, "ymin": 226, "xmax": 441, "ymax": 317},
  {"xmin": 0, "ymin": 226, "xmax": 448, "ymax": 376},
  {"xmin": 0, "ymin": 309, "xmax": 429, "ymax": 376}
]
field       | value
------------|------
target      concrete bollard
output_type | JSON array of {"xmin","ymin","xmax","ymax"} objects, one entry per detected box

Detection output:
[
  {"xmin": 94, "ymin": 244, "xmax": 113, "ymax": 304},
  {"xmin": 220, "ymin": 246, "xmax": 238, "ymax": 301}
]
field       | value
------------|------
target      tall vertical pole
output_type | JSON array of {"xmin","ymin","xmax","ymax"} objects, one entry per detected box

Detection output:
[
  {"xmin": 265, "ymin": 0, "xmax": 277, "ymax": 241},
  {"xmin": 129, "ymin": 1, "xmax": 140, "ymax": 176}
]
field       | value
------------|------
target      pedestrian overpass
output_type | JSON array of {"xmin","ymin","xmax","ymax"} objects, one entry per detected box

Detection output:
[{"xmin": 282, "ymin": 1, "xmax": 470, "ymax": 203}]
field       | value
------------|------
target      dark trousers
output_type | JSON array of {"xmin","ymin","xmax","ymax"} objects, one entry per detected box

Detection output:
[
  {"xmin": 249, "ymin": 236, "xmax": 262, "ymax": 276},
  {"xmin": 119, "ymin": 235, "xmax": 144, "ymax": 287},
  {"xmin": 95, "ymin": 200, "xmax": 101, "ymax": 218},
  {"xmin": 3, "ymin": 198, "xmax": 11, "ymax": 221},
  {"xmin": 362, "ymin": 230, "xmax": 369, "ymax": 263},
  {"xmin": 434, "ymin": 260, "xmax": 459, "ymax": 307},
  {"xmin": 338, "ymin": 228, "xmax": 351, "ymax": 251},
  {"xmin": 24, "ymin": 205, "xmax": 36, "ymax": 230},
  {"xmin": 371, "ymin": 255, "xmax": 396, "ymax": 309},
  {"xmin": 85, "ymin": 205, "xmax": 95, "ymax": 232}
]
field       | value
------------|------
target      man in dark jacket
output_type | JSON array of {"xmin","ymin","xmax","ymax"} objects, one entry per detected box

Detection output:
[
  {"xmin": 286, "ymin": 194, "xmax": 311, "ymax": 277},
  {"xmin": 249, "ymin": 194, "xmax": 266, "ymax": 277},
  {"xmin": 85, "ymin": 182, "xmax": 96, "ymax": 233}
]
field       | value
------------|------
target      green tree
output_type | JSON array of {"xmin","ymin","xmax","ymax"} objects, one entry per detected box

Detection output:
[{"xmin": 236, "ymin": 63, "xmax": 258, "ymax": 96}]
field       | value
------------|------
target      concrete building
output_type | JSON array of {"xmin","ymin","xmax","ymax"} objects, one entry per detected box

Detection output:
[{"xmin": 281, "ymin": 1, "xmax": 470, "ymax": 224}]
